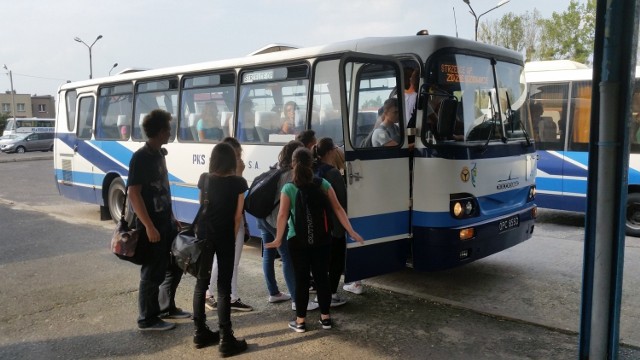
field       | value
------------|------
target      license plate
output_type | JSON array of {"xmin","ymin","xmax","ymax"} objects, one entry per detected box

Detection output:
[{"xmin": 498, "ymin": 215, "xmax": 519, "ymax": 233}]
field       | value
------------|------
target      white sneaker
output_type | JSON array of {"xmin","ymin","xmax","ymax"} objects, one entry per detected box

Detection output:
[
  {"xmin": 268, "ymin": 292, "xmax": 291, "ymax": 303},
  {"xmin": 343, "ymin": 282, "xmax": 364, "ymax": 295},
  {"xmin": 313, "ymin": 294, "xmax": 347, "ymax": 307},
  {"xmin": 291, "ymin": 301, "xmax": 319, "ymax": 311}
]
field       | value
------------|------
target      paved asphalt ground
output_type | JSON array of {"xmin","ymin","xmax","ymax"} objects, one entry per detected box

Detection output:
[{"xmin": 1, "ymin": 153, "xmax": 639, "ymax": 359}]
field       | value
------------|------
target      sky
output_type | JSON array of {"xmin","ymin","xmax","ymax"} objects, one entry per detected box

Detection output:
[{"xmin": 0, "ymin": 0, "xmax": 583, "ymax": 98}]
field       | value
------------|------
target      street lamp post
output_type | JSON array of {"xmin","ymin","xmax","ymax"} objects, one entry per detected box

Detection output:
[
  {"xmin": 463, "ymin": 0, "xmax": 510, "ymax": 41},
  {"xmin": 74, "ymin": 35, "xmax": 103, "ymax": 79},
  {"xmin": 3, "ymin": 64, "xmax": 16, "ymax": 120},
  {"xmin": 109, "ymin": 63, "xmax": 118, "ymax": 76}
]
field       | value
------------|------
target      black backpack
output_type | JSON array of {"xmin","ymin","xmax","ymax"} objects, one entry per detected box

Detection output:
[
  {"xmin": 290, "ymin": 177, "xmax": 332, "ymax": 247},
  {"xmin": 244, "ymin": 165, "xmax": 285, "ymax": 218}
]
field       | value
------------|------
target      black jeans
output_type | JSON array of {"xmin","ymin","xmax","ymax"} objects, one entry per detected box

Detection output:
[
  {"xmin": 193, "ymin": 235, "xmax": 235, "ymax": 329},
  {"xmin": 328, "ymin": 235, "xmax": 346, "ymax": 294},
  {"xmin": 137, "ymin": 222, "xmax": 183, "ymax": 327},
  {"xmin": 289, "ymin": 240, "xmax": 332, "ymax": 318}
]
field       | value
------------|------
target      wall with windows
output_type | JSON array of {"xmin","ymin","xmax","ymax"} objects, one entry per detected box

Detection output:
[{"xmin": 0, "ymin": 92, "xmax": 55, "ymax": 118}]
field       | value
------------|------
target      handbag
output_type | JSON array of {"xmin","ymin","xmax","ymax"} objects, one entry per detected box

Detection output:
[
  {"xmin": 110, "ymin": 187, "xmax": 143, "ymax": 264},
  {"xmin": 172, "ymin": 174, "xmax": 208, "ymax": 276}
]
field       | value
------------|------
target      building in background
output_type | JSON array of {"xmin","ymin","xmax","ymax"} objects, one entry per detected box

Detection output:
[{"xmin": 0, "ymin": 91, "xmax": 55, "ymax": 119}]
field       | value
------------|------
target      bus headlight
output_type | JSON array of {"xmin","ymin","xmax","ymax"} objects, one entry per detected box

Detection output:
[
  {"xmin": 450, "ymin": 194, "xmax": 479, "ymax": 219},
  {"xmin": 528, "ymin": 185, "xmax": 536, "ymax": 201}
]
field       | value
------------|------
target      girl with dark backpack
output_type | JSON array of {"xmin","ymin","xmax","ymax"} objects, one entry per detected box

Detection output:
[
  {"xmin": 265, "ymin": 147, "xmax": 364, "ymax": 333},
  {"xmin": 313, "ymin": 138, "xmax": 349, "ymax": 307}
]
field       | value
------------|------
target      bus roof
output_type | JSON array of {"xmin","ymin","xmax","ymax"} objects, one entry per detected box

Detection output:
[{"xmin": 58, "ymin": 34, "xmax": 524, "ymax": 93}]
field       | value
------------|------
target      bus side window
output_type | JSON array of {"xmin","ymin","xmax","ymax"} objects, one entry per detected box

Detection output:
[{"xmin": 77, "ymin": 97, "xmax": 95, "ymax": 140}]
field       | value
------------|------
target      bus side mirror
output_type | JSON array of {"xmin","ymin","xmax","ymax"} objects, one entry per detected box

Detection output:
[{"xmin": 437, "ymin": 99, "xmax": 458, "ymax": 139}]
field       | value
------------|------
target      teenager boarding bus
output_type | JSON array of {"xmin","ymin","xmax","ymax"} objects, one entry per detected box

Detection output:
[
  {"xmin": 525, "ymin": 60, "xmax": 640, "ymax": 236},
  {"xmin": 3, "ymin": 117, "xmax": 55, "ymax": 136},
  {"xmin": 53, "ymin": 32, "xmax": 537, "ymax": 281}
]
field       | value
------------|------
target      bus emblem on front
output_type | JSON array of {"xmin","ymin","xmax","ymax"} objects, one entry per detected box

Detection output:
[{"xmin": 460, "ymin": 167, "xmax": 470, "ymax": 182}]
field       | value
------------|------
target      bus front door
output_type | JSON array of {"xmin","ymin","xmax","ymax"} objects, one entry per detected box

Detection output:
[{"xmin": 340, "ymin": 55, "xmax": 411, "ymax": 282}]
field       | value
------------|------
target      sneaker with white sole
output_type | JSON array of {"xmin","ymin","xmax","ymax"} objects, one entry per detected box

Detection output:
[
  {"xmin": 268, "ymin": 292, "xmax": 291, "ymax": 303},
  {"xmin": 205, "ymin": 297, "xmax": 217, "ymax": 311},
  {"xmin": 343, "ymin": 282, "xmax": 364, "ymax": 295},
  {"xmin": 313, "ymin": 294, "xmax": 347, "ymax": 308},
  {"xmin": 288, "ymin": 320, "xmax": 306, "ymax": 333},
  {"xmin": 318, "ymin": 318, "xmax": 333, "ymax": 330},
  {"xmin": 230, "ymin": 299, "xmax": 253, "ymax": 312},
  {"xmin": 291, "ymin": 301, "xmax": 319, "ymax": 311}
]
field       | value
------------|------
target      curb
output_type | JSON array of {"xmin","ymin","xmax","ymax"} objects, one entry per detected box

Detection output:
[{"xmin": 0, "ymin": 155, "xmax": 53, "ymax": 164}]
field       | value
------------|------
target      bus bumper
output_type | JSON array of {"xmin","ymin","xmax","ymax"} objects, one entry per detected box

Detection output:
[{"xmin": 411, "ymin": 206, "xmax": 536, "ymax": 271}]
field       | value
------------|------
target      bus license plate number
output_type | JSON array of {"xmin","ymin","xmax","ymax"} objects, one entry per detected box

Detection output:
[{"xmin": 498, "ymin": 215, "xmax": 519, "ymax": 233}]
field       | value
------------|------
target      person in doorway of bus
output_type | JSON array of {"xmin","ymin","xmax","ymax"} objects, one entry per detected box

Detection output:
[
  {"xmin": 193, "ymin": 142, "xmax": 248, "ymax": 356},
  {"xmin": 372, "ymin": 98, "xmax": 401, "ymax": 147},
  {"xmin": 296, "ymin": 129, "xmax": 317, "ymax": 150},
  {"xmin": 197, "ymin": 103, "xmax": 223, "ymax": 141},
  {"xmin": 404, "ymin": 68, "xmax": 419, "ymax": 126},
  {"xmin": 205, "ymin": 137, "xmax": 254, "ymax": 313},
  {"xmin": 257, "ymin": 140, "xmax": 320, "ymax": 311},
  {"xmin": 127, "ymin": 109, "xmax": 191, "ymax": 332},
  {"xmin": 313, "ymin": 137, "xmax": 349, "ymax": 307},
  {"xmin": 266, "ymin": 147, "xmax": 364, "ymax": 333},
  {"xmin": 280, "ymin": 101, "xmax": 298, "ymax": 135}
]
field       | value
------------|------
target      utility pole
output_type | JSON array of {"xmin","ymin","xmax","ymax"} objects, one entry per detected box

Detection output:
[{"xmin": 3, "ymin": 64, "xmax": 16, "ymax": 120}]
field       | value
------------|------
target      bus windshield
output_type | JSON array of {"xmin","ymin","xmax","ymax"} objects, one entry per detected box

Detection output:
[{"xmin": 427, "ymin": 54, "xmax": 528, "ymax": 143}]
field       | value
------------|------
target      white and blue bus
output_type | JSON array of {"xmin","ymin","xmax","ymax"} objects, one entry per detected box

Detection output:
[
  {"xmin": 54, "ymin": 33, "xmax": 537, "ymax": 279},
  {"xmin": 3, "ymin": 117, "xmax": 55, "ymax": 136},
  {"xmin": 526, "ymin": 60, "xmax": 640, "ymax": 236}
]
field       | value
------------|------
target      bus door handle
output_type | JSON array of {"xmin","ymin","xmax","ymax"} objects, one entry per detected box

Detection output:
[
  {"xmin": 347, "ymin": 163, "xmax": 363, "ymax": 184},
  {"xmin": 73, "ymin": 144, "xmax": 78, "ymax": 152}
]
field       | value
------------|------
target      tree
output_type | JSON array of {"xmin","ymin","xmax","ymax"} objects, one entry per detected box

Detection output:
[
  {"xmin": 539, "ymin": 0, "xmax": 595, "ymax": 64},
  {"xmin": 477, "ymin": 1, "xmax": 595, "ymax": 64},
  {"xmin": 0, "ymin": 112, "xmax": 8, "ymax": 133},
  {"xmin": 478, "ymin": 10, "xmax": 542, "ymax": 62}
]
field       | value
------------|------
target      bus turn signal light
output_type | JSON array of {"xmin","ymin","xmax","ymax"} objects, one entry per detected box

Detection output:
[{"xmin": 460, "ymin": 228, "xmax": 475, "ymax": 240}]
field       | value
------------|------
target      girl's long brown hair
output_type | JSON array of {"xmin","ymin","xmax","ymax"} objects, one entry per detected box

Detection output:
[{"xmin": 292, "ymin": 147, "xmax": 314, "ymax": 187}]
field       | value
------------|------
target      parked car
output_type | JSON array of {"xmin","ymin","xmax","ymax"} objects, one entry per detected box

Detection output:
[{"xmin": 0, "ymin": 132, "xmax": 54, "ymax": 153}]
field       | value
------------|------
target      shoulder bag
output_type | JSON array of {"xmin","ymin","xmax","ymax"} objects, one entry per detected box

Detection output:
[
  {"xmin": 171, "ymin": 174, "xmax": 208, "ymax": 276},
  {"xmin": 110, "ymin": 187, "xmax": 143, "ymax": 264}
]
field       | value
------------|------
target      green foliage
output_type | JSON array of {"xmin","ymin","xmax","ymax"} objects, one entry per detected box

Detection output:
[
  {"xmin": 477, "ymin": 0, "xmax": 595, "ymax": 63},
  {"xmin": 0, "ymin": 112, "xmax": 8, "ymax": 133}
]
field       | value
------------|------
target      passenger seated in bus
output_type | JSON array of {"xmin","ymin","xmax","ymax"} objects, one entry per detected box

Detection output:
[
  {"xmin": 280, "ymin": 101, "xmax": 297, "ymax": 135},
  {"xmin": 530, "ymin": 102, "xmax": 543, "ymax": 142},
  {"xmin": 372, "ymin": 98, "xmax": 401, "ymax": 147},
  {"xmin": 238, "ymin": 99, "xmax": 258, "ymax": 142},
  {"xmin": 538, "ymin": 116, "xmax": 558, "ymax": 142},
  {"xmin": 197, "ymin": 103, "xmax": 223, "ymax": 141}
]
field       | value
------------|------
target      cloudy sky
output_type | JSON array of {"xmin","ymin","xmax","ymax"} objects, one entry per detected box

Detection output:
[{"xmin": 1, "ymin": 0, "xmax": 580, "ymax": 97}]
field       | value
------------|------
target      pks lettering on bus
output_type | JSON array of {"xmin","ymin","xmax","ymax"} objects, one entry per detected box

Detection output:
[{"xmin": 193, "ymin": 154, "xmax": 206, "ymax": 165}]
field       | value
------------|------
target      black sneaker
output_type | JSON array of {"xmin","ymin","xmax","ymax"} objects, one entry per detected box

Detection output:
[
  {"xmin": 194, "ymin": 325, "xmax": 220, "ymax": 349},
  {"xmin": 318, "ymin": 318, "xmax": 332, "ymax": 330},
  {"xmin": 288, "ymin": 320, "xmax": 306, "ymax": 333},
  {"xmin": 219, "ymin": 332, "xmax": 248, "ymax": 357},
  {"xmin": 138, "ymin": 319, "xmax": 176, "ymax": 331},
  {"xmin": 159, "ymin": 308, "xmax": 192, "ymax": 319},
  {"xmin": 230, "ymin": 299, "xmax": 253, "ymax": 312}
]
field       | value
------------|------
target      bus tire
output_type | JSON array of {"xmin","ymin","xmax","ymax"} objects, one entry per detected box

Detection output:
[
  {"xmin": 626, "ymin": 192, "xmax": 640, "ymax": 237},
  {"xmin": 108, "ymin": 178, "xmax": 134, "ymax": 224}
]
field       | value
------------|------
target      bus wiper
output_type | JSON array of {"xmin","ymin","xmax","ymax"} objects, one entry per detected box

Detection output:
[{"xmin": 505, "ymin": 92, "xmax": 531, "ymax": 147}]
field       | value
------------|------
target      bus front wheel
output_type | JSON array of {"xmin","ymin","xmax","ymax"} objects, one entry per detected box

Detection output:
[
  {"xmin": 108, "ymin": 178, "xmax": 134, "ymax": 224},
  {"xmin": 626, "ymin": 192, "xmax": 640, "ymax": 237}
]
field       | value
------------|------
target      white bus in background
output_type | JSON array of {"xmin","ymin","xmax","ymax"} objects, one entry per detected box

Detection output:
[
  {"xmin": 525, "ymin": 60, "xmax": 640, "ymax": 236},
  {"xmin": 53, "ymin": 33, "xmax": 536, "ymax": 280},
  {"xmin": 3, "ymin": 117, "xmax": 55, "ymax": 136}
]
